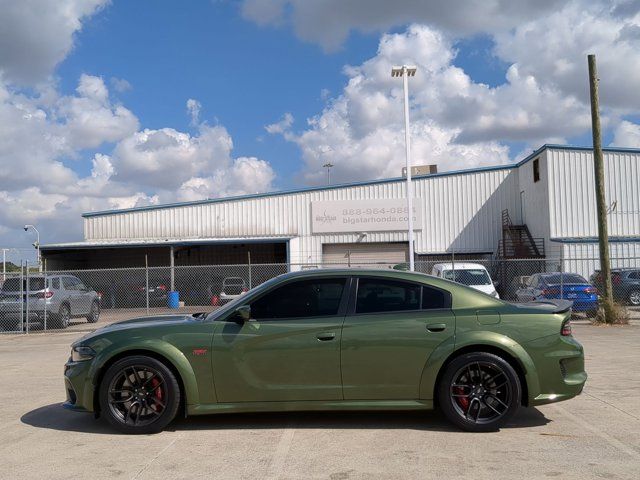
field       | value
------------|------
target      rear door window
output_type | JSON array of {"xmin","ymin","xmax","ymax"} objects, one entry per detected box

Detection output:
[
  {"xmin": 62, "ymin": 277, "xmax": 77, "ymax": 290},
  {"xmin": 355, "ymin": 278, "xmax": 421, "ymax": 314}
]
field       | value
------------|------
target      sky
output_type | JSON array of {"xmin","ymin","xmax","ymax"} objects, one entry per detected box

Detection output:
[{"xmin": 2, "ymin": 0, "xmax": 640, "ymax": 260}]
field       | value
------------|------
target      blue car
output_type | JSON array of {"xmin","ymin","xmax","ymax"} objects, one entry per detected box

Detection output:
[{"xmin": 515, "ymin": 273, "xmax": 599, "ymax": 315}]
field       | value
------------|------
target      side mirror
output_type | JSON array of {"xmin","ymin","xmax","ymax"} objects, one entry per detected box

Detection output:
[{"xmin": 231, "ymin": 305, "xmax": 251, "ymax": 324}]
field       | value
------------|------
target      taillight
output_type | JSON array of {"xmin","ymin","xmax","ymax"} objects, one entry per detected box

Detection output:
[
  {"xmin": 585, "ymin": 287, "xmax": 597, "ymax": 294},
  {"xmin": 158, "ymin": 284, "xmax": 167, "ymax": 291},
  {"xmin": 242, "ymin": 288, "xmax": 248, "ymax": 293},
  {"xmin": 561, "ymin": 320, "xmax": 572, "ymax": 336},
  {"xmin": 612, "ymin": 274, "xmax": 622, "ymax": 285},
  {"xmin": 37, "ymin": 291, "xmax": 54, "ymax": 299}
]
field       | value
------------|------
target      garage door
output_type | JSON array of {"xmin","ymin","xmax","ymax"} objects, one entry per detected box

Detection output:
[{"xmin": 322, "ymin": 243, "xmax": 409, "ymax": 268}]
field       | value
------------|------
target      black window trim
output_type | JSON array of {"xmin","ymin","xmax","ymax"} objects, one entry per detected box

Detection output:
[
  {"xmin": 226, "ymin": 275, "xmax": 353, "ymax": 322},
  {"xmin": 346, "ymin": 276, "xmax": 452, "ymax": 316}
]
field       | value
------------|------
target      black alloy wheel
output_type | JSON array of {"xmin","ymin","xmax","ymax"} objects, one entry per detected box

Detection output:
[
  {"xmin": 87, "ymin": 301, "xmax": 100, "ymax": 323},
  {"xmin": 57, "ymin": 304, "xmax": 70, "ymax": 329},
  {"xmin": 438, "ymin": 352, "xmax": 521, "ymax": 432},
  {"xmin": 99, "ymin": 356, "xmax": 180, "ymax": 434}
]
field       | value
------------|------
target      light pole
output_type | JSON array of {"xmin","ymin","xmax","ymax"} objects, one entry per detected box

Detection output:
[
  {"xmin": 23, "ymin": 225, "xmax": 40, "ymax": 271},
  {"xmin": 323, "ymin": 163, "xmax": 334, "ymax": 185},
  {"xmin": 392, "ymin": 65, "xmax": 417, "ymax": 271}
]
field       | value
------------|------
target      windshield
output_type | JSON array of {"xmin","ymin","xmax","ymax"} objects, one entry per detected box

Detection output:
[
  {"xmin": 544, "ymin": 274, "xmax": 587, "ymax": 285},
  {"xmin": 443, "ymin": 269, "xmax": 491, "ymax": 286}
]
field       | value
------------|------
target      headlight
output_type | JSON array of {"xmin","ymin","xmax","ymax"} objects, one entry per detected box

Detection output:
[{"xmin": 71, "ymin": 345, "xmax": 96, "ymax": 362}]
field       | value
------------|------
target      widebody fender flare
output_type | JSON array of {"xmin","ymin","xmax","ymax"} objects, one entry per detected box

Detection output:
[
  {"xmin": 419, "ymin": 331, "xmax": 540, "ymax": 401},
  {"xmin": 87, "ymin": 339, "xmax": 200, "ymax": 408}
]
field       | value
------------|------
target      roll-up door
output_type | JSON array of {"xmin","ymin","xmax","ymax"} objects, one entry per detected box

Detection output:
[{"xmin": 322, "ymin": 242, "xmax": 409, "ymax": 268}]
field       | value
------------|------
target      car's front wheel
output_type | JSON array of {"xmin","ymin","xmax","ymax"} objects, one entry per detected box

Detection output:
[
  {"xmin": 628, "ymin": 289, "xmax": 640, "ymax": 306},
  {"xmin": 437, "ymin": 352, "xmax": 521, "ymax": 432},
  {"xmin": 99, "ymin": 356, "xmax": 180, "ymax": 434},
  {"xmin": 86, "ymin": 301, "xmax": 100, "ymax": 323}
]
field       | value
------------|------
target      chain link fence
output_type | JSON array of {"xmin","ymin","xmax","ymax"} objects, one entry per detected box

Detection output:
[{"xmin": 1, "ymin": 256, "xmax": 639, "ymax": 334}]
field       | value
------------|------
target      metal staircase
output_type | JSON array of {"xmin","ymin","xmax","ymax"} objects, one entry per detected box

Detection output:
[{"xmin": 497, "ymin": 209, "xmax": 545, "ymax": 259}]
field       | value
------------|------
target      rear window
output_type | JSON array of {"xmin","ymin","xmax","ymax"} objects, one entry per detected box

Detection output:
[
  {"xmin": 443, "ymin": 269, "xmax": 491, "ymax": 286},
  {"xmin": 1, "ymin": 277, "xmax": 45, "ymax": 291},
  {"xmin": 544, "ymin": 274, "xmax": 587, "ymax": 285}
]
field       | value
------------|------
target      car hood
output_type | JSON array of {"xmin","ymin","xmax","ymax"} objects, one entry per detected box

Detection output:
[{"xmin": 73, "ymin": 313, "xmax": 206, "ymax": 346}]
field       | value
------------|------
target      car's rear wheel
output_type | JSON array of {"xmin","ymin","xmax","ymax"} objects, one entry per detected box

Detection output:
[
  {"xmin": 437, "ymin": 352, "xmax": 521, "ymax": 432},
  {"xmin": 86, "ymin": 301, "xmax": 100, "ymax": 323},
  {"xmin": 54, "ymin": 304, "xmax": 70, "ymax": 329},
  {"xmin": 628, "ymin": 290, "xmax": 640, "ymax": 306},
  {"xmin": 99, "ymin": 356, "xmax": 180, "ymax": 434}
]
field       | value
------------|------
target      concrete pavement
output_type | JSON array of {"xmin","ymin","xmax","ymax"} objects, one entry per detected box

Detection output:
[{"xmin": 0, "ymin": 324, "xmax": 639, "ymax": 479}]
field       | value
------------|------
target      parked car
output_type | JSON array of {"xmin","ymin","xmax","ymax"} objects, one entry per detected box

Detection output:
[
  {"xmin": 63, "ymin": 269, "xmax": 586, "ymax": 434},
  {"xmin": 431, "ymin": 263, "xmax": 499, "ymax": 298},
  {"xmin": 590, "ymin": 269, "xmax": 640, "ymax": 306},
  {"xmin": 515, "ymin": 273, "xmax": 598, "ymax": 315},
  {"xmin": 0, "ymin": 275, "xmax": 100, "ymax": 330},
  {"xmin": 218, "ymin": 277, "xmax": 248, "ymax": 304},
  {"xmin": 124, "ymin": 281, "xmax": 169, "ymax": 308}
]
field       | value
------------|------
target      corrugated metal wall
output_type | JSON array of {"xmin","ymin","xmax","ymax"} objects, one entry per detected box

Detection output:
[
  {"xmin": 548, "ymin": 149, "xmax": 640, "ymax": 238},
  {"xmin": 562, "ymin": 241, "xmax": 640, "ymax": 279},
  {"xmin": 84, "ymin": 168, "xmax": 518, "ymax": 262}
]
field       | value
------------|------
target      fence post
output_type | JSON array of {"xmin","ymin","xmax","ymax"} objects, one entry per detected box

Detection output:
[
  {"xmin": 43, "ymin": 262, "xmax": 47, "ymax": 331},
  {"xmin": 145, "ymin": 254, "xmax": 150, "ymax": 315},
  {"xmin": 560, "ymin": 249, "xmax": 564, "ymax": 298},
  {"xmin": 19, "ymin": 261, "xmax": 24, "ymax": 334},
  {"xmin": 248, "ymin": 251, "xmax": 252, "ymax": 289},
  {"xmin": 25, "ymin": 262, "xmax": 30, "ymax": 334}
]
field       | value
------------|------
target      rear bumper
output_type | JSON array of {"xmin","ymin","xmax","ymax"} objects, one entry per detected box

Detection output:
[{"xmin": 524, "ymin": 334, "xmax": 587, "ymax": 406}]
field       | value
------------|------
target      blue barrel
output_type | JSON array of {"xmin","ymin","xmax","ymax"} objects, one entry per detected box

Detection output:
[{"xmin": 167, "ymin": 291, "xmax": 180, "ymax": 309}]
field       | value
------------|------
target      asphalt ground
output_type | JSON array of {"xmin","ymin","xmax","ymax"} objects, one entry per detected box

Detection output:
[{"xmin": 0, "ymin": 317, "xmax": 639, "ymax": 479}]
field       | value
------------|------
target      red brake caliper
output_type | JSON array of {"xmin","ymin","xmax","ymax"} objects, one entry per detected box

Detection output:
[
  {"xmin": 454, "ymin": 386, "xmax": 469, "ymax": 410},
  {"xmin": 151, "ymin": 378, "xmax": 163, "ymax": 411}
]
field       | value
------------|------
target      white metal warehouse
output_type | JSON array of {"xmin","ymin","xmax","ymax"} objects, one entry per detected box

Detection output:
[{"xmin": 42, "ymin": 144, "xmax": 640, "ymax": 278}]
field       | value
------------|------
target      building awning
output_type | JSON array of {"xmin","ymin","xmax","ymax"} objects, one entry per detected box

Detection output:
[{"xmin": 41, "ymin": 236, "xmax": 292, "ymax": 251}]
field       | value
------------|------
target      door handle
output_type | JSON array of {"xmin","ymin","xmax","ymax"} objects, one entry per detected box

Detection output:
[
  {"xmin": 426, "ymin": 323, "xmax": 446, "ymax": 333},
  {"xmin": 316, "ymin": 332, "xmax": 336, "ymax": 341}
]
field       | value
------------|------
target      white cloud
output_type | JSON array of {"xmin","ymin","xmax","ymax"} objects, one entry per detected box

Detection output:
[
  {"xmin": 494, "ymin": 1, "xmax": 640, "ymax": 111},
  {"xmin": 611, "ymin": 120, "xmax": 640, "ymax": 146},
  {"xmin": 265, "ymin": 112, "xmax": 294, "ymax": 134},
  {"xmin": 0, "ymin": 0, "xmax": 109, "ymax": 83},
  {"xmin": 280, "ymin": 25, "xmax": 591, "ymax": 185},
  {"xmin": 0, "ymin": 76, "xmax": 276, "ymax": 244},
  {"xmin": 186, "ymin": 98, "xmax": 202, "ymax": 125},
  {"xmin": 241, "ymin": 0, "xmax": 566, "ymax": 51},
  {"xmin": 110, "ymin": 77, "xmax": 132, "ymax": 93}
]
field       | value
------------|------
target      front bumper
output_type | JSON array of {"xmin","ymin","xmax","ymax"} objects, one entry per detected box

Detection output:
[
  {"xmin": 63, "ymin": 358, "xmax": 94, "ymax": 413},
  {"xmin": 524, "ymin": 334, "xmax": 587, "ymax": 406}
]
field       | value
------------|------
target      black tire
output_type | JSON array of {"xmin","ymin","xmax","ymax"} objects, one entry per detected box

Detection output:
[
  {"xmin": 86, "ymin": 301, "xmax": 100, "ymax": 323},
  {"xmin": 586, "ymin": 308, "xmax": 598, "ymax": 318},
  {"xmin": 99, "ymin": 355, "xmax": 180, "ymax": 434},
  {"xmin": 628, "ymin": 290, "xmax": 640, "ymax": 306},
  {"xmin": 55, "ymin": 303, "xmax": 70, "ymax": 329},
  {"xmin": 437, "ymin": 352, "xmax": 521, "ymax": 432}
]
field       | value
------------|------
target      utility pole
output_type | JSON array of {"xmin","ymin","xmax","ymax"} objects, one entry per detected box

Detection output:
[
  {"xmin": 323, "ymin": 163, "xmax": 334, "ymax": 185},
  {"xmin": 588, "ymin": 54, "xmax": 614, "ymax": 322}
]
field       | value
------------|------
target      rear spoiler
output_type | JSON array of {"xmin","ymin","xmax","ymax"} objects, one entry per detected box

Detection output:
[{"xmin": 524, "ymin": 299, "xmax": 573, "ymax": 314}]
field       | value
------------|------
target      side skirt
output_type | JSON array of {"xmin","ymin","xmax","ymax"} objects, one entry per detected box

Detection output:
[{"xmin": 187, "ymin": 399, "xmax": 433, "ymax": 416}]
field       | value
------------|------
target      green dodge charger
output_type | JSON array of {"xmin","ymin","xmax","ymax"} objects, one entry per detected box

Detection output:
[{"xmin": 63, "ymin": 269, "xmax": 587, "ymax": 434}]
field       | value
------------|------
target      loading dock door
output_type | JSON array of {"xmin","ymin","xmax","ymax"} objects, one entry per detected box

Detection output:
[{"xmin": 322, "ymin": 243, "xmax": 409, "ymax": 268}]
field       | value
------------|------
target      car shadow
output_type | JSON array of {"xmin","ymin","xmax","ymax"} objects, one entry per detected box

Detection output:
[{"xmin": 21, "ymin": 403, "xmax": 550, "ymax": 434}]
